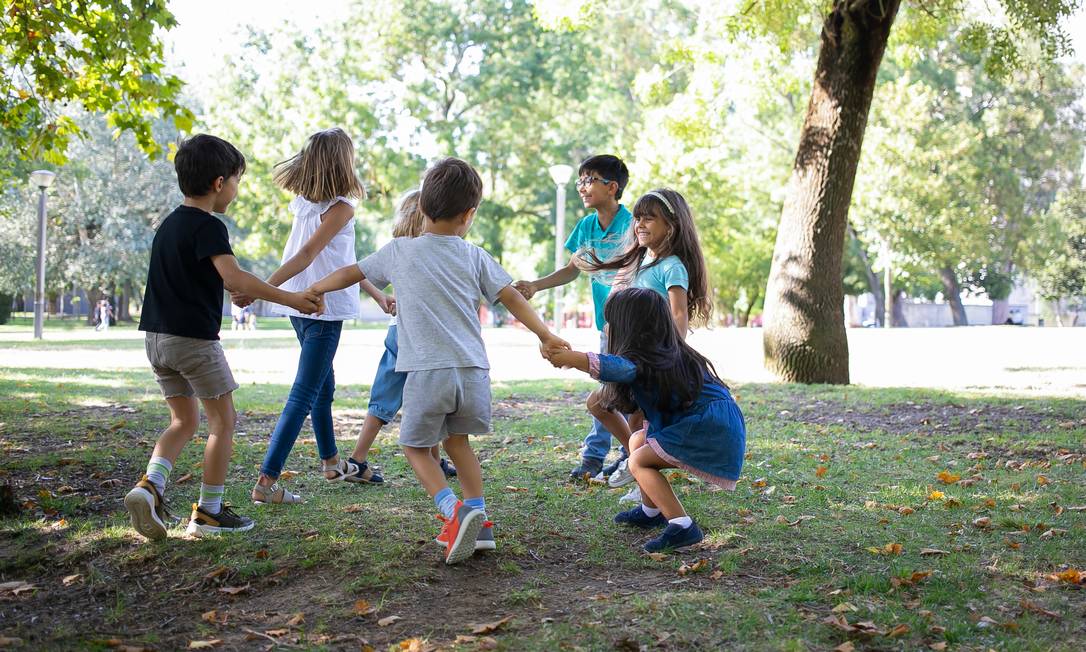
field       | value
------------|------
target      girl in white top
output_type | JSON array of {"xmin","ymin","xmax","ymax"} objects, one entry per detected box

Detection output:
[{"xmin": 249, "ymin": 128, "xmax": 392, "ymax": 505}]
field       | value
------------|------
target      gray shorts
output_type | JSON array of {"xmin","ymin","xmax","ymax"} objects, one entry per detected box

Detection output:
[
  {"xmin": 145, "ymin": 332, "xmax": 239, "ymax": 399},
  {"xmin": 399, "ymin": 367, "xmax": 491, "ymax": 447}
]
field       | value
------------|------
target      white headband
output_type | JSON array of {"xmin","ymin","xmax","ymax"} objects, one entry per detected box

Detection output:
[{"xmin": 644, "ymin": 191, "xmax": 673, "ymax": 215}]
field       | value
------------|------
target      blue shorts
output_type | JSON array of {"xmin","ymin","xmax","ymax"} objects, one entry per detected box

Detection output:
[{"xmin": 367, "ymin": 324, "xmax": 405, "ymax": 423}]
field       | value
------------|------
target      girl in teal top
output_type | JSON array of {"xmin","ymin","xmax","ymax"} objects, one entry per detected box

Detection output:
[{"xmin": 584, "ymin": 188, "xmax": 713, "ymax": 456}]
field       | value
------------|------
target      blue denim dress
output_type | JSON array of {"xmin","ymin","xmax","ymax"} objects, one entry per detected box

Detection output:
[{"xmin": 588, "ymin": 353, "xmax": 746, "ymax": 486}]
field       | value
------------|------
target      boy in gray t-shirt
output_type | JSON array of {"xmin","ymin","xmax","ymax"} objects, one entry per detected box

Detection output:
[{"xmin": 310, "ymin": 157, "xmax": 568, "ymax": 565}]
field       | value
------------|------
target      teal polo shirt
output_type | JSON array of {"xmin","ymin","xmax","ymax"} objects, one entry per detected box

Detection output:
[{"xmin": 564, "ymin": 205, "xmax": 633, "ymax": 330}]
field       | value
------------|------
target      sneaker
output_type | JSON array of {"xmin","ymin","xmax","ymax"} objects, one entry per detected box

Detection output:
[
  {"xmin": 438, "ymin": 501, "xmax": 485, "ymax": 565},
  {"xmin": 608, "ymin": 458, "xmax": 635, "ymax": 488},
  {"xmin": 185, "ymin": 503, "xmax": 255, "ymax": 536},
  {"xmin": 124, "ymin": 475, "xmax": 169, "ymax": 541},
  {"xmin": 439, "ymin": 458, "xmax": 458, "ymax": 479},
  {"xmin": 568, "ymin": 457, "xmax": 604, "ymax": 483},
  {"xmin": 435, "ymin": 516, "xmax": 495, "ymax": 552},
  {"xmin": 644, "ymin": 521, "xmax": 704, "ymax": 552},
  {"xmin": 618, "ymin": 485, "xmax": 641, "ymax": 503},
  {"xmin": 614, "ymin": 505, "xmax": 668, "ymax": 529},
  {"xmin": 345, "ymin": 458, "xmax": 384, "ymax": 485}
]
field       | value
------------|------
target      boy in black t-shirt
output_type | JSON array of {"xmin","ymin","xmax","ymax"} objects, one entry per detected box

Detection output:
[{"xmin": 125, "ymin": 134, "xmax": 321, "ymax": 541}]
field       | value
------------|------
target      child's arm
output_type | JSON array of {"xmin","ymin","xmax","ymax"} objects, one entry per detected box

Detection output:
[
  {"xmin": 669, "ymin": 287, "xmax": 689, "ymax": 340},
  {"xmin": 547, "ymin": 349, "xmax": 591, "ymax": 373},
  {"xmin": 210, "ymin": 254, "xmax": 321, "ymax": 314},
  {"xmin": 496, "ymin": 285, "xmax": 570, "ymax": 352},
  {"xmin": 266, "ymin": 203, "xmax": 354, "ymax": 287},
  {"xmin": 360, "ymin": 279, "xmax": 394, "ymax": 314},
  {"xmin": 514, "ymin": 257, "xmax": 581, "ymax": 299},
  {"xmin": 308, "ymin": 263, "xmax": 366, "ymax": 296}
]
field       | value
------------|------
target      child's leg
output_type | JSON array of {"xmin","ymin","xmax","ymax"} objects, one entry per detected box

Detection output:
[
  {"xmin": 587, "ymin": 389, "xmax": 632, "ymax": 450},
  {"xmin": 199, "ymin": 393, "xmax": 237, "ymax": 503},
  {"xmin": 352, "ymin": 324, "xmax": 402, "ymax": 463},
  {"xmin": 430, "ymin": 445, "xmax": 441, "ymax": 462},
  {"xmin": 149, "ymin": 395, "xmax": 201, "ymax": 467},
  {"xmin": 350, "ymin": 413, "xmax": 386, "ymax": 461},
  {"xmin": 403, "ymin": 444, "xmax": 449, "ymax": 498},
  {"xmin": 442, "ymin": 435, "xmax": 481, "ymax": 499},
  {"xmin": 628, "ymin": 443, "xmax": 684, "ymax": 520},
  {"xmin": 257, "ymin": 318, "xmax": 340, "ymax": 485}
]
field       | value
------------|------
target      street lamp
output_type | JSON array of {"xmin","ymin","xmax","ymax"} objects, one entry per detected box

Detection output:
[
  {"xmin": 29, "ymin": 170, "xmax": 56, "ymax": 340},
  {"xmin": 548, "ymin": 164, "xmax": 573, "ymax": 332}
]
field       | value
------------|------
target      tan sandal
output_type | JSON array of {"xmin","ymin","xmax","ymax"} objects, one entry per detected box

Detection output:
[
  {"xmin": 251, "ymin": 482, "xmax": 303, "ymax": 505},
  {"xmin": 321, "ymin": 458, "xmax": 359, "ymax": 482}
]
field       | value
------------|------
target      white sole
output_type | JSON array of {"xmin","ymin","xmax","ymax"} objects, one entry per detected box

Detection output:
[
  {"xmin": 444, "ymin": 510, "xmax": 485, "ymax": 565},
  {"xmin": 608, "ymin": 474, "xmax": 636, "ymax": 488},
  {"xmin": 434, "ymin": 533, "xmax": 496, "ymax": 552},
  {"xmin": 124, "ymin": 487, "xmax": 167, "ymax": 541},
  {"xmin": 185, "ymin": 519, "xmax": 255, "ymax": 537}
]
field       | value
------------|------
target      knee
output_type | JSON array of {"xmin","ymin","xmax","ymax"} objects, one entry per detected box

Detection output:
[
  {"xmin": 586, "ymin": 391, "xmax": 606, "ymax": 418},
  {"xmin": 629, "ymin": 428, "xmax": 647, "ymax": 451},
  {"xmin": 207, "ymin": 408, "xmax": 237, "ymax": 434}
]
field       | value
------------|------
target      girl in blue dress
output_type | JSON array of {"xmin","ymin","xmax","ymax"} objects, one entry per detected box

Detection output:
[{"xmin": 545, "ymin": 287, "xmax": 746, "ymax": 552}]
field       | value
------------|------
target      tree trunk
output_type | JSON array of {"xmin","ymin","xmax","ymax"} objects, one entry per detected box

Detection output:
[
  {"xmin": 84, "ymin": 286, "xmax": 102, "ymax": 325},
  {"xmin": 740, "ymin": 288, "xmax": 760, "ymax": 327},
  {"xmin": 762, "ymin": 0, "xmax": 900, "ymax": 384},
  {"xmin": 939, "ymin": 266, "xmax": 968, "ymax": 326},
  {"xmin": 118, "ymin": 284, "xmax": 132, "ymax": 322},
  {"xmin": 848, "ymin": 224, "xmax": 884, "ymax": 326},
  {"xmin": 891, "ymin": 290, "xmax": 908, "ymax": 327}
]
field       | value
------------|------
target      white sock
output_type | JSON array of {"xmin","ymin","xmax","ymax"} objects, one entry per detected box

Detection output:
[
  {"xmin": 145, "ymin": 456, "xmax": 172, "ymax": 494},
  {"xmin": 641, "ymin": 504, "xmax": 661, "ymax": 517},
  {"xmin": 198, "ymin": 483, "xmax": 225, "ymax": 514},
  {"xmin": 669, "ymin": 515, "xmax": 693, "ymax": 529}
]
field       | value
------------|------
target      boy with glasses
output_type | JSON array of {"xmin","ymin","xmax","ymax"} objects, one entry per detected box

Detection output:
[{"xmin": 514, "ymin": 154, "xmax": 633, "ymax": 482}]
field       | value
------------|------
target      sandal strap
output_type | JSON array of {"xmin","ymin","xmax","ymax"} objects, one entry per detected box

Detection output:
[
  {"xmin": 321, "ymin": 459, "xmax": 359, "ymax": 481},
  {"xmin": 253, "ymin": 482, "xmax": 301, "ymax": 503}
]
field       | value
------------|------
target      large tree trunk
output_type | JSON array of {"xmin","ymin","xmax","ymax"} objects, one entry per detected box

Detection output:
[
  {"xmin": 84, "ymin": 286, "xmax": 102, "ymax": 325},
  {"xmin": 739, "ymin": 288, "xmax": 760, "ymax": 327},
  {"xmin": 891, "ymin": 289, "xmax": 908, "ymax": 327},
  {"xmin": 118, "ymin": 284, "xmax": 132, "ymax": 322},
  {"xmin": 762, "ymin": 0, "xmax": 900, "ymax": 384},
  {"xmin": 939, "ymin": 267, "xmax": 968, "ymax": 326},
  {"xmin": 848, "ymin": 223, "xmax": 884, "ymax": 326}
]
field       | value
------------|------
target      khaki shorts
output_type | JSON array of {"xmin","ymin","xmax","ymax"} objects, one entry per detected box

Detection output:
[
  {"xmin": 145, "ymin": 332, "xmax": 239, "ymax": 399},
  {"xmin": 399, "ymin": 367, "xmax": 491, "ymax": 447}
]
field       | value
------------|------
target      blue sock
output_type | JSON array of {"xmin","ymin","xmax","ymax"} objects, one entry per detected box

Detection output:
[
  {"xmin": 464, "ymin": 496, "xmax": 486, "ymax": 518},
  {"xmin": 434, "ymin": 487, "xmax": 458, "ymax": 519}
]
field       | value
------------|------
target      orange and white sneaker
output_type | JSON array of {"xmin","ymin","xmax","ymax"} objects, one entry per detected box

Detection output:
[
  {"xmin": 435, "ymin": 514, "xmax": 495, "ymax": 552},
  {"xmin": 437, "ymin": 501, "xmax": 485, "ymax": 564},
  {"xmin": 124, "ymin": 475, "xmax": 169, "ymax": 541}
]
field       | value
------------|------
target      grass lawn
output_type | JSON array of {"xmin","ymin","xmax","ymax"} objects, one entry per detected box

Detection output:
[{"xmin": 1, "ymin": 349, "xmax": 1085, "ymax": 650}]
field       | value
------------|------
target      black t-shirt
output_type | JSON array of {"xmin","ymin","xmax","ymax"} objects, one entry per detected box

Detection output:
[{"xmin": 139, "ymin": 206, "xmax": 233, "ymax": 340}]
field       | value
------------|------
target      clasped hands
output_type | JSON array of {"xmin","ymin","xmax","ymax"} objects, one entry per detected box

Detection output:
[{"xmin": 540, "ymin": 336, "xmax": 574, "ymax": 368}]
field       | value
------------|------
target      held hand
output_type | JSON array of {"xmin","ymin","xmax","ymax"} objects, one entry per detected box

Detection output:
[
  {"xmin": 546, "ymin": 349, "xmax": 578, "ymax": 369},
  {"xmin": 230, "ymin": 291, "xmax": 254, "ymax": 308},
  {"xmin": 383, "ymin": 296, "xmax": 397, "ymax": 316},
  {"xmin": 291, "ymin": 290, "xmax": 322, "ymax": 315},
  {"xmin": 513, "ymin": 280, "xmax": 536, "ymax": 300},
  {"xmin": 541, "ymin": 334, "xmax": 571, "ymax": 356}
]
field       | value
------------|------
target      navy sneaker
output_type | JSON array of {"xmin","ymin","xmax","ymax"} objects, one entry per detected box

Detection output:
[
  {"xmin": 613, "ymin": 505, "xmax": 668, "ymax": 529},
  {"xmin": 643, "ymin": 521, "xmax": 704, "ymax": 552},
  {"xmin": 600, "ymin": 449, "xmax": 628, "ymax": 478},
  {"xmin": 345, "ymin": 458, "xmax": 384, "ymax": 485},
  {"xmin": 440, "ymin": 458, "xmax": 457, "ymax": 478}
]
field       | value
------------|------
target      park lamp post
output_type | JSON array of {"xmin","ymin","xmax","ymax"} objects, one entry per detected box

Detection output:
[
  {"xmin": 548, "ymin": 164, "xmax": 573, "ymax": 332},
  {"xmin": 29, "ymin": 169, "xmax": 56, "ymax": 340}
]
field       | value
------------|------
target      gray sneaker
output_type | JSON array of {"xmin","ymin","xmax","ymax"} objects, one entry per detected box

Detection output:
[
  {"xmin": 607, "ymin": 458, "xmax": 635, "ymax": 488},
  {"xmin": 618, "ymin": 485, "xmax": 641, "ymax": 504}
]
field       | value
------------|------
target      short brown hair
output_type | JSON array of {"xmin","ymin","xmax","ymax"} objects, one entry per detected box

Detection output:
[
  {"xmin": 419, "ymin": 157, "xmax": 482, "ymax": 221},
  {"xmin": 273, "ymin": 128, "xmax": 365, "ymax": 202}
]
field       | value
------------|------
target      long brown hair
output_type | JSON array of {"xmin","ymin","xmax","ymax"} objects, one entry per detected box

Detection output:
[
  {"xmin": 586, "ymin": 188, "xmax": 712, "ymax": 326},
  {"xmin": 392, "ymin": 189, "xmax": 424, "ymax": 238},
  {"xmin": 273, "ymin": 128, "xmax": 365, "ymax": 202}
]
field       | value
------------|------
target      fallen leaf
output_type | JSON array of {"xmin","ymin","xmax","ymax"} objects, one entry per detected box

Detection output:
[
  {"xmin": 62, "ymin": 573, "xmax": 82, "ymax": 586},
  {"xmin": 286, "ymin": 612, "xmax": 305, "ymax": 627},
  {"xmin": 354, "ymin": 599, "xmax": 377, "ymax": 615},
  {"xmin": 816, "ymin": 466, "xmax": 828, "ymax": 478},
  {"xmin": 99, "ymin": 478, "xmax": 123, "ymax": 488},
  {"xmin": 1020, "ymin": 599, "xmax": 1061, "ymax": 619},
  {"xmin": 504, "ymin": 486, "xmax": 528, "ymax": 492},
  {"xmin": 677, "ymin": 559, "xmax": 709, "ymax": 576},
  {"xmin": 201, "ymin": 610, "xmax": 227, "ymax": 624},
  {"xmin": 867, "ymin": 543, "xmax": 903, "ymax": 555},
  {"xmin": 187, "ymin": 641, "xmax": 222, "ymax": 649},
  {"xmin": 930, "ymin": 643, "xmax": 947, "ymax": 651},
  {"xmin": 887, "ymin": 623, "xmax": 910, "ymax": 637},
  {"xmin": 175, "ymin": 473, "xmax": 193, "ymax": 484},
  {"xmin": 927, "ymin": 490, "xmax": 945, "ymax": 501},
  {"xmin": 454, "ymin": 635, "xmax": 477, "ymax": 644},
  {"xmin": 833, "ymin": 643, "xmax": 854, "ymax": 652},
  {"xmin": 832, "ymin": 602, "xmax": 858, "ymax": 613},
  {"xmin": 343, "ymin": 504, "xmax": 365, "ymax": 513},
  {"xmin": 471, "ymin": 615, "xmax": 513, "ymax": 634},
  {"xmin": 264, "ymin": 629, "xmax": 289, "ymax": 637},
  {"xmin": 898, "ymin": 507, "xmax": 915, "ymax": 515},
  {"xmin": 937, "ymin": 470, "xmax": 960, "ymax": 484},
  {"xmin": 646, "ymin": 552, "xmax": 668, "ymax": 561},
  {"xmin": 203, "ymin": 566, "xmax": 229, "ymax": 581},
  {"xmin": 255, "ymin": 549, "xmax": 269, "ymax": 559},
  {"xmin": 0, "ymin": 581, "xmax": 35, "ymax": 595},
  {"xmin": 1051, "ymin": 569, "xmax": 1084, "ymax": 585},
  {"xmin": 1036, "ymin": 475, "xmax": 1049, "ymax": 485},
  {"xmin": 218, "ymin": 584, "xmax": 250, "ymax": 595},
  {"xmin": 972, "ymin": 517, "xmax": 992, "ymax": 529},
  {"xmin": 776, "ymin": 515, "xmax": 816, "ymax": 527},
  {"xmin": 378, "ymin": 615, "xmax": 402, "ymax": 627},
  {"xmin": 278, "ymin": 471, "xmax": 298, "ymax": 480}
]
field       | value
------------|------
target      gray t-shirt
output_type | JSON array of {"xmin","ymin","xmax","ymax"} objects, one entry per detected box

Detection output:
[{"xmin": 358, "ymin": 234, "xmax": 513, "ymax": 372}]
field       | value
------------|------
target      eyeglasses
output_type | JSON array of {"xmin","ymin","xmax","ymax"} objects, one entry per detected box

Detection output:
[{"xmin": 575, "ymin": 175, "xmax": 613, "ymax": 189}]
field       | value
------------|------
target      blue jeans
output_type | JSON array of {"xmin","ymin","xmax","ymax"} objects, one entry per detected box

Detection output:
[
  {"xmin": 260, "ymin": 317, "xmax": 342, "ymax": 479},
  {"xmin": 580, "ymin": 330, "xmax": 614, "ymax": 462},
  {"xmin": 367, "ymin": 324, "xmax": 405, "ymax": 423}
]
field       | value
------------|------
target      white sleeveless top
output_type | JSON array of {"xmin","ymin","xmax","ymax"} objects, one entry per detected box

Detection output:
[{"xmin": 269, "ymin": 195, "xmax": 360, "ymax": 321}]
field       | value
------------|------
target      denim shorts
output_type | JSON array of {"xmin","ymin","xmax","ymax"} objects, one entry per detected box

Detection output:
[
  {"xmin": 144, "ymin": 332, "xmax": 239, "ymax": 399},
  {"xmin": 367, "ymin": 324, "xmax": 405, "ymax": 423}
]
